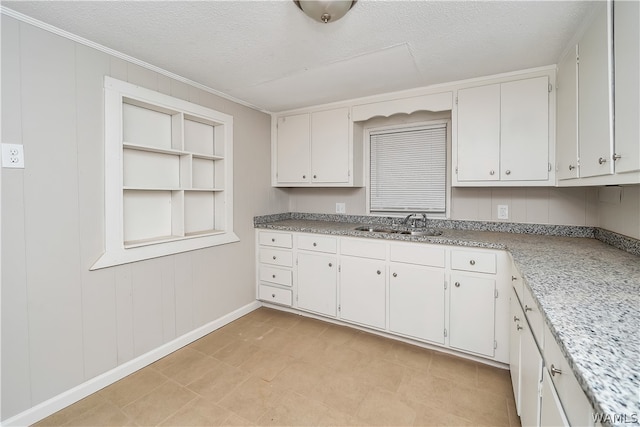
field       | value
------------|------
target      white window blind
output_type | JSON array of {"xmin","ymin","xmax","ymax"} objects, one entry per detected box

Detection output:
[{"xmin": 370, "ymin": 124, "xmax": 447, "ymax": 213}]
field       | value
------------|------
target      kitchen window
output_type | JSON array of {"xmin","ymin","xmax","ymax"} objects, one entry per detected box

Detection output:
[{"xmin": 367, "ymin": 121, "xmax": 450, "ymax": 216}]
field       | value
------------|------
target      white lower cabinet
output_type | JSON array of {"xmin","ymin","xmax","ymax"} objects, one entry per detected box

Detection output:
[
  {"xmin": 339, "ymin": 255, "xmax": 386, "ymax": 329},
  {"xmin": 256, "ymin": 230, "xmax": 509, "ymax": 364},
  {"xmin": 510, "ymin": 289, "xmax": 524, "ymax": 415},
  {"xmin": 297, "ymin": 251, "xmax": 337, "ymax": 317},
  {"xmin": 540, "ymin": 370, "xmax": 570, "ymax": 427},
  {"xmin": 389, "ymin": 262, "xmax": 445, "ymax": 344},
  {"xmin": 519, "ymin": 310, "xmax": 543, "ymax": 427},
  {"xmin": 449, "ymin": 273, "xmax": 496, "ymax": 357}
]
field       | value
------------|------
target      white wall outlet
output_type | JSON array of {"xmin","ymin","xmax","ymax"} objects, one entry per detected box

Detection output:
[
  {"xmin": 497, "ymin": 205, "xmax": 509, "ymax": 220},
  {"xmin": 336, "ymin": 202, "xmax": 346, "ymax": 214},
  {"xmin": 2, "ymin": 143, "xmax": 25, "ymax": 169}
]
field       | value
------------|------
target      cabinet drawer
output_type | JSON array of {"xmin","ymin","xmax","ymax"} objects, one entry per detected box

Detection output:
[
  {"xmin": 390, "ymin": 243, "xmax": 445, "ymax": 267},
  {"xmin": 522, "ymin": 285, "xmax": 544, "ymax": 348},
  {"xmin": 259, "ymin": 265, "xmax": 292, "ymax": 287},
  {"xmin": 451, "ymin": 250, "xmax": 496, "ymax": 274},
  {"xmin": 543, "ymin": 323, "xmax": 594, "ymax": 427},
  {"xmin": 297, "ymin": 234, "xmax": 337, "ymax": 253},
  {"xmin": 258, "ymin": 284, "xmax": 292, "ymax": 306},
  {"xmin": 259, "ymin": 248, "xmax": 293, "ymax": 267},
  {"xmin": 258, "ymin": 231, "xmax": 293, "ymax": 248},
  {"xmin": 340, "ymin": 238, "xmax": 386, "ymax": 260}
]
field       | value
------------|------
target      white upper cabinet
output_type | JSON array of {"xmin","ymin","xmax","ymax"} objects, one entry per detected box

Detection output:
[
  {"xmin": 556, "ymin": 0, "xmax": 639, "ymax": 186},
  {"xmin": 556, "ymin": 45, "xmax": 579, "ymax": 180},
  {"xmin": 613, "ymin": 0, "xmax": 640, "ymax": 174},
  {"xmin": 273, "ymin": 107, "xmax": 360, "ymax": 187},
  {"xmin": 577, "ymin": 1, "xmax": 614, "ymax": 178},
  {"xmin": 456, "ymin": 84, "xmax": 501, "ymax": 182},
  {"xmin": 453, "ymin": 72, "xmax": 554, "ymax": 187}
]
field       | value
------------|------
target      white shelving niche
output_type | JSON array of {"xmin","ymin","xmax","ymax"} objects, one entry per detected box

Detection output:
[{"xmin": 92, "ymin": 77, "xmax": 237, "ymax": 270}]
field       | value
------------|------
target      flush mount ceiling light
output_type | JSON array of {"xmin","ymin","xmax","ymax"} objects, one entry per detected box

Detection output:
[{"xmin": 294, "ymin": 0, "xmax": 357, "ymax": 23}]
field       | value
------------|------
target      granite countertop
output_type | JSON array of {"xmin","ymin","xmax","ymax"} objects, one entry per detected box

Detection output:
[{"xmin": 255, "ymin": 213, "xmax": 640, "ymax": 425}]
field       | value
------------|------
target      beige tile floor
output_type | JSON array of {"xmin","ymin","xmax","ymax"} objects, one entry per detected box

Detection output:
[{"xmin": 35, "ymin": 308, "xmax": 521, "ymax": 426}]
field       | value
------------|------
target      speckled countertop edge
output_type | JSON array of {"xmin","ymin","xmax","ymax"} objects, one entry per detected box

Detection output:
[{"xmin": 254, "ymin": 213, "xmax": 640, "ymax": 425}]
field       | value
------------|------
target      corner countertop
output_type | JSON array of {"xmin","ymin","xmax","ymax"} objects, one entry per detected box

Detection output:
[{"xmin": 254, "ymin": 213, "xmax": 640, "ymax": 425}]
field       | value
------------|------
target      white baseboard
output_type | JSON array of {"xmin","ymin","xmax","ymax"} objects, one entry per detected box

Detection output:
[{"xmin": 3, "ymin": 301, "xmax": 261, "ymax": 427}]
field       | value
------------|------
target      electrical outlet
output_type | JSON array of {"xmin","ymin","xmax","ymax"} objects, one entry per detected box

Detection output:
[
  {"xmin": 2, "ymin": 143, "xmax": 25, "ymax": 168},
  {"xmin": 336, "ymin": 202, "xmax": 346, "ymax": 214},
  {"xmin": 497, "ymin": 205, "xmax": 509, "ymax": 220}
]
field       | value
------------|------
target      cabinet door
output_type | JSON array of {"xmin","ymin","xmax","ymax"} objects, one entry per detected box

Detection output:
[
  {"xmin": 339, "ymin": 256, "xmax": 386, "ymax": 329},
  {"xmin": 311, "ymin": 108, "xmax": 350, "ymax": 183},
  {"xmin": 578, "ymin": 2, "xmax": 614, "ymax": 178},
  {"xmin": 540, "ymin": 371, "xmax": 570, "ymax": 427},
  {"xmin": 449, "ymin": 273, "xmax": 495, "ymax": 357},
  {"xmin": 297, "ymin": 252, "xmax": 337, "ymax": 317},
  {"xmin": 613, "ymin": 0, "xmax": 640, "ymax": 174},
  {"xmin": 556, "ymin": 45, "xmax": 580, "ymax": 180},
  {"xmin": 276, "ymin": 113, "xmax": 310, "ymax": 183},
  {"xmin": 501, "ymin": 77, "xmax": 550, "ymax": 181},
  {"xmin": 456, "ymin": 84, "xmax": 500, "ymax": 181},
  {"xmin": 510, "ymin": 289, "xmax": 524, "ymax": 416},
  {"xmin": 389, "ymin": 263, "xmax": 445, "ymax": 344},
  {"xmin": 520, "ymin": 318, "xmax": 543, "ymax": 427}
]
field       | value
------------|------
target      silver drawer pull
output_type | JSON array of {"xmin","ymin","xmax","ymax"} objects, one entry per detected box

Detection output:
[
  {"xmin": 524, "ymin": 305, "xmax": 533, "ymax": 312},
  {"xmin": 517, "ymin": 325, "xmax": 523, "ymax": 331},
  {"xmin": 511, "ymin": 276, "xmax": 517, "ymax": 281},
  {"xmin": 550, "ymin": 364, "xmax": 562, "ymax": 376},
  {"xmin": 513, "ymin": 315, "xmax": 520, "ymax": 322},
  {"xmin": 469, "ymin": 260, "xmax": 476, "ymax": 266}
]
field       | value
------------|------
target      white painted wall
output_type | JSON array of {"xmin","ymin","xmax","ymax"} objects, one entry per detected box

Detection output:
[
  {"xmin": 597, "ymin": 185, "xmax": 640, "ymax": 239},
  {"xmin": 0, "ymin": 16, "xmax": 287, "ymax": 421}
]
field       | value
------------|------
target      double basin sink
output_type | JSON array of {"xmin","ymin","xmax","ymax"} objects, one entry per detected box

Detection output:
[{"xmin": 354, "ymin": 225, "xmax": 443, "ymax": 237}]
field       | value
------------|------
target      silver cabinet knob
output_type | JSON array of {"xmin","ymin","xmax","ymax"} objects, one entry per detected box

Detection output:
[
  {"xmin": 313, "ymin": 175, "xmax": 317, "ymax": 179},
  {"xmin": 550, "ymin": 364, "xmax": 562, "ymax": 376},
  {"xmin": 513, "ymin": 315, "xmax": 520, "ymax": 322},
  {"xmin": 328, "ymin": 263, "xmax": 332, "ymax": 267},
  {"xmin": 511, "ymin": 276, "xmax": 517, "ymax": 281},
  {"xmin": 613, "ymin": 153, "xmax": 621, "ymax": 161},
  {"xmin": 469, "ymin": 260, "xmax": 476, "ymax": 266},
  {"xmin": 376, "ymin": 270, "xmax": 381, "ymax": 275},
  {"xmin": 455, "ymin": 282, "xmax": 460, "ymax": 287},
  {"xmin": 505, "ymin": 170, "xmax": 511, "ymax": 175},
  {"xmin": 392, "ymin": 272, "xmax": 397, "ymax": 277},
  {"xmin": 598, "ymin": 157, "xmax": 607, "ymax": 165},
  {"xmin": 517, "ymin": 325, "xmax": 523, "ymax": 331},
  {"xmin": 272, "ymin": 256, "xmax": 277, "ymax": 260},
  {"xmin": 568, "ymin": 165, "xmax": 575, "ymax": 171},
  {"xmin": 302, "ymin": 175, "xmax": 306, "ymax": 179},
  {"xmin": 272, "ymin": 274, "xmax": 276, "ymax": 279},
  {"xmin": 489, "ymin": 170, "xmax": 495, "ymax": 175},
  {"xmin": 271, "ymin": 238, "xmax": 275, "ymax": 242},
  {"xmin": 524, "ymin": 305, "xmax": 533, "ymax": 312},
  {"xmin": 313, "ymin": 242, "xmax": 317, "ymax": 247},
  {"xmin": 271, "ymin": 293, "xmax": 276, "ymax": 298}
]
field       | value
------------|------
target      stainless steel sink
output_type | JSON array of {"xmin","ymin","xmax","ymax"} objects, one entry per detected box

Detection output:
[{"xmin": 354, "ymin": 225, "xmax": 443, "ymax": 237}]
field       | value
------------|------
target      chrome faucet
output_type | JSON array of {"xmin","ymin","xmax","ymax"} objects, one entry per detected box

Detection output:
[{"xmin": 402, "ymin": 213, "xmax": 428, "ymax": 228}]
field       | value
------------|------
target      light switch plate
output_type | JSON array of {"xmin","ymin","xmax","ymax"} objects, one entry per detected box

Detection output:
[
  {"xmin": 336, "ymin": 202, "xmax": 346, "ymax": 214},
  {"xmin": 2, "ymin": 143, "xmax": 25, "ymax": 168},
  {"xmin": 497, "ymin": 205, "xmax": 508, "ymax": 220}
]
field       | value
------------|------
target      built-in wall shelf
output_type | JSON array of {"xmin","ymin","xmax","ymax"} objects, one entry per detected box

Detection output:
[{"xmin": 92, "ymin": 77, "xmax": 237, "ymax": 269}]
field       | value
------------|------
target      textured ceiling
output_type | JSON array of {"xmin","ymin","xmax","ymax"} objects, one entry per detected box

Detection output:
[{"xmin": 3, "ymin": 1, "xmax": 597, "ymax": 112}]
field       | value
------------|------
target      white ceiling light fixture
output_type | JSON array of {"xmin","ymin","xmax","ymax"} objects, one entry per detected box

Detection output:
[{"xmin": 294, "ymin": 0, "xmax": 357, "ymax": 23}]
